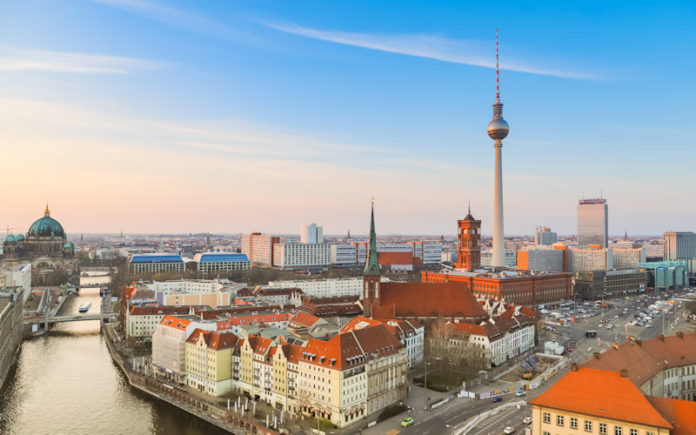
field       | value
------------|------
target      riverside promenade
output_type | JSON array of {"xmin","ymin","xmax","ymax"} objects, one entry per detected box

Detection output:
[{"xmin": 102, "ymin": 324, "xmax": 279, "ymax": 435}]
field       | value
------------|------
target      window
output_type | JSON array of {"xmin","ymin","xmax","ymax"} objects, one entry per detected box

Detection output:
[
  {"xmin": 557, "ymin": 415, "xmax": 564, "ymax": 426},
  {"xmin": 570, "ymin": 417, "xmax": 578, "ymax": 429},
  {"xmin": 630, "ymin": 430, "xmax": 638, "ymax": 435},
  {"xmin": 600, "ymin": 423, "xmax": 607, "ymax": 434},
  {"xmin": 543, "ymin": 412, "xmax": 550, "ymax": 424},
  {"xmin": 615, "ymin": 427, "xmax": 622, "ymax": 435}
]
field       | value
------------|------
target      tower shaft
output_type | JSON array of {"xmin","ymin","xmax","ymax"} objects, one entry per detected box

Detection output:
[{"xmin": 492, "ymin": 140, "xmax": 505, "ymax": 267}]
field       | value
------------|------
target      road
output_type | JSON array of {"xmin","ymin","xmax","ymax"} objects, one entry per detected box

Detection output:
[{"xmin": 362, "ymin": 289, "xmax": 695, "ymax": 435}]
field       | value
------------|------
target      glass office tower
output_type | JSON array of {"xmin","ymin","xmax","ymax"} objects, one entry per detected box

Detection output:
[{"xmin": 577, "ymin": 198, "xmax": 608, "ymax": 248}]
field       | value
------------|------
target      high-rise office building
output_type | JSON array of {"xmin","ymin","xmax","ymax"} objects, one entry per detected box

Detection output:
[
  {"xmin": 577, "ymin": 198, "xmax": 608, "ymax": 248},
  {"xmin": 534, "ymin": 226, "xmax": 557, "ymax": 246},
  {"xmin": 663, "ymin": 231, "xmax": 696, "ymax": 277},
  {"xmin": 301, "ymin": 223, "xmax": 323, "ymax": 244}
]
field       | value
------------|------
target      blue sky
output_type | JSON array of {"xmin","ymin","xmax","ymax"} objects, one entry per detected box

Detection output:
[{"xmin": 0, "ymin": 0, "xmax": 694, "ymax": 236}]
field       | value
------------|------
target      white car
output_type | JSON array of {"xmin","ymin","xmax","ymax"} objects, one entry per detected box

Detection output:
[
  {"xmin": 523, "ymin": 416, "xmax": 532, "ymax": 425},
  {"xmin": 515, "ymin": 390, "xmax": 526, "ymax": 397},
  {"xmin": 503, "ymin": 427, "xmax": 515, "ymax": 434}
]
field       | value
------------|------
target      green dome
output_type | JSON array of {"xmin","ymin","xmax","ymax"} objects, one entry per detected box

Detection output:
[
  {"xmin": 28, "ymin": 207, "xmax": 65, "ymax": 239},
  {"xmin": 64, "ymin": 242, "xmax": 74, "ymax": 248},
  {"xmin": 16, "ymin": 234, "xmax": 24, "ymax": 241},
  {"xmin": 5, "ymin": 234, "xmax": 16, "ymax": 243}
]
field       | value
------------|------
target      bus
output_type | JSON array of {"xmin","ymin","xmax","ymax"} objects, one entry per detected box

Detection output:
[{"xmin": 585, "ymin": 330, "xmax": 597, "ymax": 338}]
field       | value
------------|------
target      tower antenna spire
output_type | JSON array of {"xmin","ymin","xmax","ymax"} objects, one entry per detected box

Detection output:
[{"xmin": 496, "ymin": 27, "xmax": 500, "ymax": 103}]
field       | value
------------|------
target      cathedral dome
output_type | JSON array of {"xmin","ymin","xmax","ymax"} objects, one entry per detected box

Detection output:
[
  {"xmin": 16, "ymin": 234, "xmax": 24, "ymax": 241},
  {"xmin": 27, "ymin": 206, "xmax": 65, "ymax": 239},
  {"xmin": 5, "ymin": 234, "xmax": 16, "ymax": 243}
]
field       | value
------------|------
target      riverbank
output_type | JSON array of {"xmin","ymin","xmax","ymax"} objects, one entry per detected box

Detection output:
[{"xmin": 102, "ymin": 324, "xmax": 279, "ymax": 435}]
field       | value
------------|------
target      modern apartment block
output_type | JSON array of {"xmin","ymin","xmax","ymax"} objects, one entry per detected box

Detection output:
[
  {"xmin": 301, "ymin": 223, "xmax": 323, "ymax": 244},
  {"xmin": 517, "ymin": 247, "xmax": 564, "ymax": 272},
  {"xmin": 241, "ymin": 233, "xmax": 280, "ymax": 266},
  {"xmin": 663, "ymin": 231, "xmax": 696, "ymax": 277},
  {"xmin": 128, "ymin": 253, "xmax": 186, "ymax": 274},
  {"xmin": 193, "ymin": 253, "xmax": 250, "ymax": 276},
  {"xmin": 571, "ymin": 246, "xmax": 614, "ymax": 272},
  {"xmin": 267, "ymin": 277, "xmax": 390, "ymax": 298},
  {"xmin": 535, "ymin": 226, "xmax": 557, "ymax": 246},
  {"xmin": 272, "ymin": 242, "xmax": 331, "ymax": 270},
  {"xmin": 577, "ymin": 198, "xmax": 608, "ymax": 248},
  {"xmin": 612, "ymin": 247, "xmax": 646, "ymax": 269}
]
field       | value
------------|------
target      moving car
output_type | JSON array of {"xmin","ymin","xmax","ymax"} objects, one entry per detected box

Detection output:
[
  {"xmin": 515, "ymin": 390, "xmax": 526, "ymax": 397},
  {"xmin": 400, "ymin": 417, "xmax": 414, "ymax": 427},
  {"xmin": 492, "ymin": 395, "xmax": 502, "ymax": 402},
  {"xmin": 523, "ymin": 416, "xmax": 532, "ymax": 425},
  {"xmin": 503, "ymin": 426, "xmax": 515, "ymax": 434}
]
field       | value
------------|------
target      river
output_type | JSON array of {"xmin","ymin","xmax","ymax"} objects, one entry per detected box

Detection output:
[{"xmin": 0, "ymin": 272, "xmax": 229, "ymax": 435}]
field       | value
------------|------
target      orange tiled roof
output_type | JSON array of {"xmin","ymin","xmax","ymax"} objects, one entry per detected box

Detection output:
[
  {"xmin": 647, "ymin": 396, "xmax": 696, "ymax": 435},
  {"xmin": 160, "ymin": 315, "xmax": 191, "ymax": 331},
  {"xmin": 186, "ymin": 328, "xmax": 238, "ymax": 350},
  {"xmin": 300, "ymin": 324, "xmax": 402, "ymax": 370},
  {"xmin": 339, "ymin": 315, "xmax": 382, "ymax": 333},
  {"xmin": 530, "ymin": 368, "xmax": 672, "ymax": 429},
  {"xmin": 288, "ymin": 311, "xmax": 321, "ymax": 329}
]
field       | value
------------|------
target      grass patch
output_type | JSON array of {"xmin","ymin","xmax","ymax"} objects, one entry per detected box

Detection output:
[
  {"xmin": 307, "ymin": 417, "xmax": 337, "ymax": 431},
  {"xmin": 378, "ymin": 403, "xmax": 407, "ymax": 422}
]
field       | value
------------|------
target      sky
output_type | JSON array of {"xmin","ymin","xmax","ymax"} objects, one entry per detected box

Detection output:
[{"xmin": 1, "ymin": 0, "xmax": 695, "ymax": 236}]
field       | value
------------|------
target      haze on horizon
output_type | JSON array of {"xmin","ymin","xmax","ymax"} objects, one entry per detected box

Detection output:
[{"xmin": 1, "ymin": 1, "xmax": 694, "ymax": 237}]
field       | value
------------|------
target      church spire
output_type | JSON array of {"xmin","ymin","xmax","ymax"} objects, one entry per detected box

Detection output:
[{"xmin": 364, "ymin": 198, "xmax": 380, "ymax": 276}]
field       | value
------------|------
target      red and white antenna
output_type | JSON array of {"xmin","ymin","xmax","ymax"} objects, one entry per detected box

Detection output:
[{"xmin": 496, "ymin": 27, "xmax": 500, "ymax": 103}]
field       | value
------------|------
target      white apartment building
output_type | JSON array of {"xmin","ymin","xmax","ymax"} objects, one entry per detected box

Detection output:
[
  {"xmin": 268, "ymin": 277, "xmax": 390, "ymax": 298},
  {"xmin": 0, "ymin": 263, "xmax": 31, "ymax": 303},
  {"xmin": 128, "ymin": 253, "xmax": 186, "ymax": 274},
  {"xmin": 481, "ymin": 249, "xmax": 517, "ymax": 267},
  {"xmin": 193, "ymin": 253, "xmax": 250, "ymax": 276},
  {"xmin": 272, "ymin": 242, "xmax": 331, "ymax": 269},
  {"xmin": 151, "ymin": 316, "xmax": 194, "ymax": 382},
  {"xmin": 571, "ymin": 247, "xmax": 614, "ymax": 272},
  {"xmin": 241, "ymin": 233, "xmax": 279, "ymax": 266},
  {"xmin": 612, "ymin": 247, "xmax": 646, "ymax": 269},
  {"xmin": 409, "ymin": 242, "xmax": 443, "ymax": 264},
  {"xmin": 301, "ymin": 223, "xmax": 323, "ymax": 244},
  {"xmin": 331, "ymin": 244, "xmax": 359, "ymax": 267},
  {"xmin": 517, "ymin": 247, "xmax": 564, "ymax": 272},
  {"xmin": 125, "ymin": 305, "xmax": 190, "ymax": 339}
]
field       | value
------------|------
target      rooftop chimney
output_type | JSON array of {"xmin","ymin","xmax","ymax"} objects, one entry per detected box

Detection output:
[
  {"xmin": 658, "ymin": 334, "xmax": 665, "ymax": 341},
  {"xmin": 571, "ymin": 362, "xmax": 578, "ymax": 371},
  {"xmin": 593, "ymin": 352, "xmax": 600, "ymax": 360},
  {"xmin": 677, "ymin": 331, "xmax": 684, "ymax": 339},
  {"xmin": 620, "ymin": 368, "xmax": 628, "ymax": 378}
]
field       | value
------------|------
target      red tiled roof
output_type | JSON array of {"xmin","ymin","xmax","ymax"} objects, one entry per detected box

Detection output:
[
  {"xmin": 373, "ymin": 282, "xmax": 486, "ymax": 319},
  {"xmin": 378, "ymin": 252, "xmax": 413, "ymax": 265},
  {"xmin": 288, "ymin": 311, "xmax": 321, "ymax": 329},
  {"xmin": 160, "ymin": 315, "xmax": 191, "ymax": 331},
  {"xmin": 300, "ymin": 324, "xmax": 402, "ymax": 370},
  {"xmin": 129, "ymin": 305, "xmax": 189, "ymax": 316},
  {"xmin": 186, "ymin": 328, "xmax": 238, "ymax": 350},
  {"xmin": 282, "ymin": 343, "xmax": 304, "ymax": 364},
  {"xmin": 530, "ymin": 368, "xmax": 671, "ymax": 429},
  {"xmin": 340, "ymin": 316, "xmax": 382, "ymax": 333},
  {"xmin": 647, "ymin": 396, "xmax": 696, "ymax": 435},
  {"xmin": 581, "ymin": 332, "xmax": 696, "ymax": 388}
]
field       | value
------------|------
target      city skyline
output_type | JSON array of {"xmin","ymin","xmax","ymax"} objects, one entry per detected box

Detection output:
[{"xmin": 2, "ymin": 1, "xmax": 695, "ymax": 235}]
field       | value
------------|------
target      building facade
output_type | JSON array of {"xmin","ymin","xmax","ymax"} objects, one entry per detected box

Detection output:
[
  {"xmin": 535, "ymin": 227, "xmax": 557, "ymax": 246},
  {"xmin": 301, "ymin": 224, "xmax": 323, "ymax": 244},
  {"xmin": 272, "ymin": 242, "xmax": 331, "ymax": 270},
  {"xmin": 517, "ymin": 248, "xmax": 564, "ymax": 273},
  {"xmin": 128, "ymin": 254, "xmax": 185, "ymax": 275},
  {"xmin": 577, "ymin": 198, "xmax": 608, "ymax": 248},
  {"xmin": 241, "ymin": 233, "xmax": 279, "ymax": 267},
  {"xmin": 194, "ymin": 253, "xmax": 250, "ymax": 276}
]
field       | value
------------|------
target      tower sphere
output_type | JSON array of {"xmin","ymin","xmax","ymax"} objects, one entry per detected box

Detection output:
[{"xmin": 487, "ymin": 117, "xmax": 509, "ymax": 140}]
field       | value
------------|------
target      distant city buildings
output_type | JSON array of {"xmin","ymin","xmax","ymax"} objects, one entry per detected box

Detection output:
[
  {"xmin": 193, "ymin": 253, "xmax": 250, "ymax": 276},
  {"xmin": 663, "ymin": 231, "xmax": 696, "ymax": 278},
  {"xmin": 577, "ymin": 198, "xmax": 608, "ymax": 248},
  {"xmin": 534, "ymin": 226, "xmax": 557, "ymax": 246},
  {"xmin": 241, "ymin": 233, "xmax": 279, "ymax": 267},
  {"xmin": 300, "ymin": 223, "xmax": 323, "ymax": 244},
  {"xmin": 272, "ymin": 242, "xmax": 331, "ymax": 270},
  {"xmin": 517, "ymin": 247, "xmax": 564, "ymax": 273},
  {"xmin": 128, "ymin": 253, "xmax": 186, "ymax": 275}
]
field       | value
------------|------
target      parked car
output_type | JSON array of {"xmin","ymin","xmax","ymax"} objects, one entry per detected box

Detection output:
[
  {"xmin": 492, "ymin": 395, "xmax": 503, "ymax": 402},
  {"xmin": 400, "ymin": 417, "xmax": 414, "ymax": 427},
  {"xmin": 523, "ymin": 416, "xmax": 533, "ymax": 425},
  {"xmin": 515, "ymin": 390, "xmax": 526, "ymax": 397},
  {"xmin": 503, "ymin": 426, "xmax": 515, "ymax": 434}
]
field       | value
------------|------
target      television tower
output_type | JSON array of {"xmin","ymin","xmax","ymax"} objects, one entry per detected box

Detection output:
[{"xmin": 487, "ymin": 28, "xmax": 510, "ymax": 267}]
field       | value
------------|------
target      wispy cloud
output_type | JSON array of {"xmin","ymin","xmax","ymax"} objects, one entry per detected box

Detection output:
[
  {"xmin": 261, "ymin": 22, "xmax": 597, "ymax": 80},
  {"xmin": 91, "ymin": 0, "xmax": 249, "ymax": 40},
  {"xmin": 0, "ymin": 47, "xmax": 162, "ymax": 74}
]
